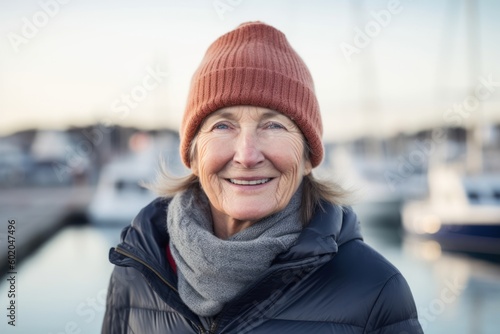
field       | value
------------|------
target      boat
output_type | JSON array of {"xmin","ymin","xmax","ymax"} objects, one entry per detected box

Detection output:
[
  {"xmin": 401, "ymin": 167, "xmax": 500, "ymax": 256},
  {"xmin": 87, "ymin": 152, "xmax": 157, "ymax": 225}
]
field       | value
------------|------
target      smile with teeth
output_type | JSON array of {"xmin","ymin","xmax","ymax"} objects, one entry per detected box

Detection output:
[{"xmin": 229, "ymin": 178, "xmax": 271, "ymax": 185}]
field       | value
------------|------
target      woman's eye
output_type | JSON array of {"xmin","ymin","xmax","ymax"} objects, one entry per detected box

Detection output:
[
  {"xmin": 213, "ymin": 123, "xmax": 230, "ymax": 130},
  {"xmin": 266, "ymin": 122, "xmax": 285, "ymax": 130}
]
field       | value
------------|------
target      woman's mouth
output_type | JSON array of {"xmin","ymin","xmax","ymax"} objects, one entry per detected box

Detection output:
[{"xmin": 228, "ymin": 178, "xmax": 272, "ymax": 185}]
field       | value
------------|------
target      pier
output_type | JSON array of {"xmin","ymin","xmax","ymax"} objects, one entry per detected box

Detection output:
[{"xmin": 0, "ymin": 186, "xmax": 94, "ymax": 275}]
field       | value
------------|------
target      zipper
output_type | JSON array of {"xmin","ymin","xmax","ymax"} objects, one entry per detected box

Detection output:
[
  {"xmin": 115, "ymin": 246, "xmax": 179, "ymax": 293},
  {"xmin": 208, "ymin": 318, "xmax": 220, "ymax": 334},
  {"xmin": 114, "ymin": 246, "xmax": 206, "ymax": 333}
]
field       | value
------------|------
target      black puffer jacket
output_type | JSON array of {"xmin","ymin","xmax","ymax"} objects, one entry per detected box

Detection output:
[{"xmin": 102, "ymin": 197, "xmax": 423, "ymax": 333}]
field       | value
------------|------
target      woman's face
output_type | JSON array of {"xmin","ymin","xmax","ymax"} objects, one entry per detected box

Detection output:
[{"xmin": 191, "ymin": 106, "xmax": 312, "ymax": 226}]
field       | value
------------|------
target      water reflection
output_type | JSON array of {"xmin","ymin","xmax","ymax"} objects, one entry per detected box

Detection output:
[{"xmin": 0, "ymin": 225, "xmax": 122, "ymax": 334}]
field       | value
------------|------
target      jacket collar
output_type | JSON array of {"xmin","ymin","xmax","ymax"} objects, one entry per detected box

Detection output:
[
  {"xmin": 274, "ymin": 202, "xmax": 363, "ymax": 263},
  {"xmin": 117, "ymin": 198, "xmax": 363, "ymax": 268},
  {"xmin": 116, "ymin": 198, "xmax": 362, "ymax": 271}
]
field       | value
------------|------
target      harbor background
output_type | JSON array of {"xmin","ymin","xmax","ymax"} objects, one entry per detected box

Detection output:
[{"xmin": 1, "ymin": 0, "xmax": 500, "ymax": 333}]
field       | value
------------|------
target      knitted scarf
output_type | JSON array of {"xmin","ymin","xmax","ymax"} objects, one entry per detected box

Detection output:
[{"xmin": 166, "ymin": 186, "xmax": 303, "ymax": 317}]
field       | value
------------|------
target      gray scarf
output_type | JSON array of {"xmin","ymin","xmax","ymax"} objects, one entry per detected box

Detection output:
[{"xmin": 167, "ymin": 186, "xmax": 303, "ymax": 317}]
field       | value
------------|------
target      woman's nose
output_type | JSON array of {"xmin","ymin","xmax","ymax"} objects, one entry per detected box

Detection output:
[{"xmin": 233, "ymin": 130, "xmax": 264, "ymax": 168}]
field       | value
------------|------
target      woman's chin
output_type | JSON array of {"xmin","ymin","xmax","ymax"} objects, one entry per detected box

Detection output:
[
  {"xmin": 210, "ymin": 199, "xmax": 280, "ymax": 227},
  {"xmin": 227, "ymin": 207, "xmax": 275, "ymax": 223}
]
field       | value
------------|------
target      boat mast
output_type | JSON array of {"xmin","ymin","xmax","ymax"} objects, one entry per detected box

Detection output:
[{"xmin": 465, "ymin": 0, "xmax": 483, "ymax": 174}]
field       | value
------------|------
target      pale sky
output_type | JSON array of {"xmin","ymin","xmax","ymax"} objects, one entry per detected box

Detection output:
[{"xmin": 1, "ymin": 0, "xmax": 499, "ymax": 140}]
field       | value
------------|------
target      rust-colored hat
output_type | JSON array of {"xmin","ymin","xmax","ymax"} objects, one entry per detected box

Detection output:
[{"xmin": 180, "ymin": 21, "xmax": 323, "ymax": 168}]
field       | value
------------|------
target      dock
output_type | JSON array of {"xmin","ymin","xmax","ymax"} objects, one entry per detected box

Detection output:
[{"xmin": 0, "ymin": 186, "xmax": 94, "ymax": 275}]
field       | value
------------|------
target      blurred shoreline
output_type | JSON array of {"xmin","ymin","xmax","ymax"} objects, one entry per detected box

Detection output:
[{"xmin": 0, "ymin": 185, "xmax": 94, "ymax": 276}]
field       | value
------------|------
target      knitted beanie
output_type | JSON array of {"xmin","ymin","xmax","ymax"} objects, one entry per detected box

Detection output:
[{"xmin": 180, "ymin": 21, "xmax": 323, "ymax": 168}]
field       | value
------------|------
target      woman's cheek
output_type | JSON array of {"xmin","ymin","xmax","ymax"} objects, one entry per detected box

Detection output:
[
  {"xmin": 197, "ymin": 136, "xmax": 230, "ymax": 170},
  {"xmin": 269, "ymin": 138, "xmax": 306, "ymax": 169}
]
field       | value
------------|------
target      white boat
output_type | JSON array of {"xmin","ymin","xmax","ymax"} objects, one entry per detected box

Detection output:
[
  {"xmin": 402, "ymin": 167, "xmax": 500, "ymax": 256},
  {"xmin": 88, "ymin": 152, "xmax": 157, "ymax": 225}
]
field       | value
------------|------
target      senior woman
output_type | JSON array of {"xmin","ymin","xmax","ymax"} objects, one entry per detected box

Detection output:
[{"xmin": 102, "ymin": 22, "xmax": 423, "ymax": 333}]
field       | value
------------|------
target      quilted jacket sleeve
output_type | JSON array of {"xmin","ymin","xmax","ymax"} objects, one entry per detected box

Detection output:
[{"xmin": 365, "ymin": 273, "xmax": 423, "ymax": 334}]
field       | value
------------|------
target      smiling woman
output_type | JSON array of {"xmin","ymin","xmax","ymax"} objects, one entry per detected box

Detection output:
[
  {"xmin": 193, "ymin": 106, "xmax": 312, "ymax": 238},
  {"xmin": 102, "ymin": 21, "xmax": 423, "ymax": 334}
]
